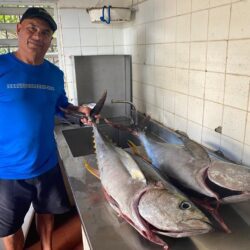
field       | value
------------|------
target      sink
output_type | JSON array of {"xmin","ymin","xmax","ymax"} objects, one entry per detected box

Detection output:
[{"xmin": 62, "ymin": 124, "xmax": 140, "ymax": 157}]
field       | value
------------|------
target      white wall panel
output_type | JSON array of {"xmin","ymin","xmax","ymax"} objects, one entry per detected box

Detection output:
[{"xmin": 57, "ymin": 0, "xmax": 250, "ymax": 164}]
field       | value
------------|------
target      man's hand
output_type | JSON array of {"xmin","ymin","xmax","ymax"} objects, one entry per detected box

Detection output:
[
  {"xmin": 64, "ymin": 104, "xmax": 93, "ymax": 126},
  {"xmin": 78, "ymin": 105, "xmax": 92, "ymax": 125}
]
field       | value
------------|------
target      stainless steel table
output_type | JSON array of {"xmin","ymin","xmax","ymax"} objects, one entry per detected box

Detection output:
[{"xmin": 55, "ymin": 124, "xmax": 250, "ymax": 250}]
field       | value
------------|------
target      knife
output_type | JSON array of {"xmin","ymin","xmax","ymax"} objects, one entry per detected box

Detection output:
[{"xmin": 59, "ymin": 90, "xmax": 107, "ymax": 125}]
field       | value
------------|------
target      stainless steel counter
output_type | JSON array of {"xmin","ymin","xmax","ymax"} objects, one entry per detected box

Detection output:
[{"xmin": 55, "ymin": 123, "xmax": 250, "ymax": 250}]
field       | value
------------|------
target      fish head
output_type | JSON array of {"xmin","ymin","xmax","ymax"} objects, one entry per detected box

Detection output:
[
  {"xmin": 208, "ymin": 161, "xmax": 250, "ymax": 192},
  {"xmin": 138, "ymin": 188, "xmax": 213, "ymax": 237},
  {"xmin": 208, "ymin": 161, "xmax": 250, "ymax": 203}
]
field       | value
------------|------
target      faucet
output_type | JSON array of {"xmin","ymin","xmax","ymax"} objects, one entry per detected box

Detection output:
[{"xmin": 111, "ymin": 99, "xmax": 138, "ymax": 127}]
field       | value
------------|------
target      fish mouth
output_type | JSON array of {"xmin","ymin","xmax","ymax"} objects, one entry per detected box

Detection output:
[
  {"xmin": 205, "ymin": 176, "xmax": 243, "ymax": 200},
  {"xmin": 151, "ymin": 218, "xmax": 213, "ymax": 237},
  {"xmin": 173, "ymin": 167, "xmax": 243, "ymax": 201}
]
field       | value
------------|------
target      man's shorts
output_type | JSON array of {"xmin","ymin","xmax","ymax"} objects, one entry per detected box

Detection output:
[{"xmin": 0, "ymin": 165, "xmax": 71, "ymax": 237}]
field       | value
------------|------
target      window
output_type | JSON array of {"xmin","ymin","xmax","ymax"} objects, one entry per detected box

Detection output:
[{"xmin": 0, "ymin": 5, "xmax": 58, "ymax": 64}]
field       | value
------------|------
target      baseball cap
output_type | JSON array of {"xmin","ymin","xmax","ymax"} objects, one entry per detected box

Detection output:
[{"xmin": 20, "ymin": 7, "xmax": 57, "ymax": 32}]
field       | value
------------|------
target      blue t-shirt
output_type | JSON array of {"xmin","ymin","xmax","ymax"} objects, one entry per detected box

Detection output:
[{"xmin": 0, "ymin": 53, "xmax": 69, "ymax": 179}]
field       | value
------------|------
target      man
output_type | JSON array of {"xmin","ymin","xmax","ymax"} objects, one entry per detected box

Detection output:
[{"xmin": 0, "ymin": 7, "xmax": 90, "ymax": 250}]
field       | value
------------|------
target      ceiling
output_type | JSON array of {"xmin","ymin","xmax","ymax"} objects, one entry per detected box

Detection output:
[{"xmin": 57, "ymin": 0, "xmax": 143, "ymax": 9}]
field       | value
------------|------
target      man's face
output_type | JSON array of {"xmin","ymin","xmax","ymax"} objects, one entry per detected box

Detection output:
[{"xmin": 17, "ymin": 18, "xmax": 53, "ymax": 56}]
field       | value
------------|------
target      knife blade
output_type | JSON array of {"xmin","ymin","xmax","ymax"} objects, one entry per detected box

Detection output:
[{"xmin": 89, "ymin": 90, "xmax": 107, "ymax": 118}]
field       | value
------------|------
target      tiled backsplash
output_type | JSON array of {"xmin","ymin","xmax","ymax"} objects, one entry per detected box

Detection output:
[{"xmin": 57, "ymin": 0, "xmax": 250, "ymax": 166}]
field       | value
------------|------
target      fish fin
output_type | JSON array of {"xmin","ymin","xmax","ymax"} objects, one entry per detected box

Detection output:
[
  {"xmin": 130, "ymin": 169, "xmax": 146, "ymax": 182},
  {"xmin": 127, "ymin": 140, "xmax": 139, "ymax": 154},
  {"xmin": 175, "ymin": 131, "xmax": 211, "ymax": 162},
  {"xmin": 127, "ymin": 140, "xmax": 152, "ymax": 164},
  {"xmin": 83, "ymin": 160, "xmax": 100, "ymax": 179},
  {"xmin": 114, "ymin": 147, "xmax": 147, "ymax": 183}
]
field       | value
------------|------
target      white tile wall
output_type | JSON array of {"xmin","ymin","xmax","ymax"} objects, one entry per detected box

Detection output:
[
  {"xmin": 145, "ymin": 45, "xmax": 154, "ymax": 65},
  {"xmin": 191, "ymin": 10, "xmax": 208, "ymax": 41},
  {"xmin": 176, "ymin": 0, "xmax": 191, "ymax": 15},
  {"xmin": 124, "ymin": 27, "xmax": 137, "ymax": 45},
  {"xmin": 57, "ymin": 0, "xmax": 250, "ymax": 164},
  {"xmin": 97, "ymin": 29, "xmax": 114, "ymax": 46},
  {"xmin": 61, "ymin": 28, "xmax": 81, "ymax": 47},
  {"xmin": 113, "ymin": 29, "xmax": 124, "ymax": 45},
  {"xmin": 174, "ymin": 115, "xmax": 188, "ymax": 132},
  {"xmin": 136, "ymin": 25, "xmax": 146, "ymax": 45},
  {"xmin": 187, "ymin": 121, "xmax": 202, "ymax": 143},
  {"xmin": 60, "ymin": 9, "xmax": 80, "ymax": 28},
  {"xmin": 165, "ymin": 18, "xmax": 176, "ymax": 42},
  {"xmin": 188, "ymin": 96, "xmax": 204, "ymax": 125},
  {"xmin": 143, "ymin": 65, "xmax": 154, "ymax": 85},
  {"xmin": 97, "ymin": 46, "xmax": 114, "ymax": 54},
  {"xmin": 207, "ymin": 41, "xmax": 227, "ymax": 73},
  {"xmin": 224, "ymin": 75, "xmax": 250, "ymax": 110},
  {"xmin": 227, "ymin": 40, "xmax": 250, "ymax": 76},
  {"xmin": 210, "ymin": 0, "xmax": 231, "ymax": 8},
  {"xmin": 208, "ymin": 5, "xmax": 230, "ymax": 40},
  {"xmin": 144, "ymin": 84, "xmax": 155, "ymax": 105},
  {"xmin": 176, "ymin": 43, "xmax": 189, "ymax": 69},
  {"xmin": 145, "ymin": 22, "xmax": 155, "ymax": 44},
  {"xmin": 244, "ymin": 112, "xmax": 250, "ymax": 146},
  {"xmin": 132, "ymin": 80, "xmax": 141, "ymax": 100},
  {"xmin": 189, "ymin": 70, "xmax": 205, "ymax": 98},
  {"xmin": 220, "ymin": 135, "xmax": 243, "ymax": 163},
  {"xmin": 81, "ymin": 46, "xmax": 98, "ymax": 55},
  {"xmin": 203, "ymin": 101, "xmax": 223, "ymax": 130},
  {"xmin": 148, "ymin": 105, "xmax": 164, "ymax": 124},
  {"xmin": 154, "ymin": 0, "xmax": 167, "ymax": 20},
  {"xmin": 222, "ymin": 106, "xmax": 246, "ymax": 142},
  {"xmin": 153, "ymin": 66, "xmax": 165, "ymax": 87},
  {"xmin": 80, "ymin": 29, "xmax": 97, "ymax": 46},
  {"xmin": 163, "ymin": 89, "xmax": 175, "ymax": 113},
  {"xmin": 164, "ymin": 0, "xmax": 177, "ymax": 18},
  {"xmin": 163, "ymin": 111, "xmax": 175, "ymax": 128},
  {"xmin": 202, "ymin": 127, "xmax": 221, "ymax": 151},
  {"xmin": 230, "ymin": 1, "xmax": 250, "ymax": 39},
  {"xmin": 242, "ymin": 144, "xmax": 250, "ymax": 166},
  {"xmin": 176, "ymin": 14, "xmax": 191, "ymax": 42},
  {"xmin": 175, "ymin": 69, "xmax": 189, "ymax": 94},
  {"xmin": 192, "ymin": 0, "xmax": 209, "ymax": 12},
  {"xmin": 155, "ymin": 44, "xmax": 175, "ymax": 67},
  {"xmin": 190, "ymin": 42, "xmax": 207, "ymax": 70},
  {"xmin": 114, "ymin": 46, "xmax": 124, "ymax": 54},
  {"xmin": 248, "ymin": 94, "xmax": 250, "ymax": 111},
  {"xmin": 174, "ymin": 93, "xmax": 188, "ymax": 118},
  {"xmin": 155, "ymin": 87, "xmax": 164, "ymax": 109},
  {"xmin": 153, "ymin": 20, "xmax": 165, "ymax": 43},
  {"xmin": 205, "ymin": 72, "xmax": 225, "ymax": 103}
]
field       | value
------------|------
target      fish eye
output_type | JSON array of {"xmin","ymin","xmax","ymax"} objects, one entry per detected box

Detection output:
[{"xmin": 179, "ymin": 201, "xmax": 192, "ymax": 210}]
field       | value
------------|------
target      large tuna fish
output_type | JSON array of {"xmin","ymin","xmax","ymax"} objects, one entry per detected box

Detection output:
[
  {"xmin": 90, "ymin": 124, "xmax": 212, "ymax": 249},
  {"xmin": 137, "ymin": 130, "xmax": 250, "ymax": 204}
]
